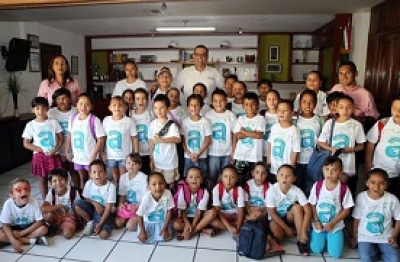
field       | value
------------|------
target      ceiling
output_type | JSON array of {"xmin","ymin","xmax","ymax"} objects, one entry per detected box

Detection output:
[{"xmin": 0, "ymin": 0, "xmax": 384, "ymax": 36}]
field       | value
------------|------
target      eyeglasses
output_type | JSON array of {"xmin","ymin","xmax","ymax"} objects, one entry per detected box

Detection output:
[
  {"xmin": 13, "ymin": 186, "xmax": 31, "ymax": 193},
  {"xmin": 194, "ymin": 53, "xmax": 207, "ymax": 58}
]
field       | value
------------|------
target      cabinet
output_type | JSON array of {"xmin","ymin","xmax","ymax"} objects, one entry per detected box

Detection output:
[
  {"xmin": 86, "ymin": 35, "xmax": 259, "ymax": 95},
  {"xmin": 290, "ymin": 34, "xmax": 321, "ymax": 82}
]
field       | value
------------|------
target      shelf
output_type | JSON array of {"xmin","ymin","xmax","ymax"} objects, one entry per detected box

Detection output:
[
  {"xmin": 292, "ymin": 47, "xmax": 319, "ymax": 50},
  {"xmin": 218, "ymin": 62, "xmax": 257, "ymax": 65},
  {"xmin": 182, "ymin": 46, "xmax": 258, "ymax": 50},
  {"xmin": 110, "ymin": 61, "xmax": 182, "ymax": 65},
  {"xmin": 291, "ymin": 62, "xmax": 319, "ymax": 65},
  {"xmin": 93, "ymin": 47, "xmax": 182, "ymax": 51}
]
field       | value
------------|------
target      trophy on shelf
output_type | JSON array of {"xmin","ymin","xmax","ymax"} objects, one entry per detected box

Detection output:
[{"xmin": 92, "ymin": 63, "xmax": 99, "ymax": 80}]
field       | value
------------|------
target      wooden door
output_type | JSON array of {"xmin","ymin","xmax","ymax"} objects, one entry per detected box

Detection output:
[{"xmin": 39, "ymin": 43, "xmax": 62, "ymax": 80}]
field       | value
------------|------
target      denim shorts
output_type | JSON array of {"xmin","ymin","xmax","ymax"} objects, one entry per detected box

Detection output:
[
  {"xmin": 74, "ymin": 199, "xmax": 114, "ymax": 233},
  {"xmin": 107, "ymin": 159, "xmax": 126, "ymax": 169}
]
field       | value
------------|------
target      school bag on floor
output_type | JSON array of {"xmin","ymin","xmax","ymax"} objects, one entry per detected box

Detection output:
[{"xmin": 237, "ymin": 217, "xmax": 271, "ymax": 260}]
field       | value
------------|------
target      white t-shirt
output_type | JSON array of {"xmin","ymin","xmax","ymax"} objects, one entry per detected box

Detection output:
[
  {"xmin": 181, "ymin": 117, "xmax": 212, "ymax": 159},
  {"xmin": 367, "ymin": 117, "xmax": 400, "ymax": 178},
  {"xmin": 44, "ymin": 187, "xmax": 81, "ymax": 214},
  {"xmin": 204, "ymin": 109, "xmax": 236, "ymax": 156},
  {"xmin": 176, "ymin": 189, "xmax": 210, "ymax": 218},
  {"xmin": 263, "ymin": 112, "xmax": 278, "ymax": 156},
  {"xmin": 22, "ymin": 118, "xmax": 62, "ymax": 153},
  {"xmin": 212, "ymin": 185, "xmax": 245, "ymax": 215},
  {"xmin": 132, "ymin": 110, "xmax": 153, "ymax": 156},
  {"xmin": 296, "ymin": 116, "xmax": 322, "ymax": 164},
  {"xmin": 148, "ymin": 119, "xmax": 180, "ymax": 170},
  {"xmin": 233, "ymin": 115, "xmax": 265, "ymax": 162},
  {"xmin": 173, "ymin": 65, "xmax": 224, "ymax": 106},
  {"xmin": 318, "ymin": 118, "xmax": 366, "ymax": 174},
  {"xmin": 258, "ymin": 99, "xmax": 267, "ymax": 112},
  {"xmin": 119, "ymin": 171, "xmax": 148, "ymax": 204},
  {"xmin": 244, "ymin": 179, "xmax": 271, "ymax": 207},
  {"xmin": 294, "ymin": 90, "xmax": 329, "ymax": 117},
  {"xmin": 82, "ymin": 180, "xmax": 116, "ymax": 207},
  {"xmin": 231, "ymin": 102, "xmax": 246, "ymax": 118},
  {"xmin": 0, "ymin": 198, "xmax": 43, "ymax": 226},
  {"xmin": 68, "ymin": 114, "xmax": 106, "ymax": 165},
  {"xmin": 353, "ymin": 191, "xmax": 400, "ymax": 244},
  {"xmin": 268, "ymin": 124, "xmax": 301, "ymax": 174},
  {"xmin": 137, "ymin": 190, "xmax": 174, "ymax": 223},
  {"xmin": 308, "ymin": 181, "xmax": 354, "ymax": 232},
  {"xmin": 200, "ymin": 103, "xmax": 212, "ymax": 116},
  {"xmin": 112, "ymin": 79, "xmax": 147, "ymax": 97},
  {"xmin": 48, "ymin": 107, "xmax": 78, "ymax": 156},
  {"xmin": 168, "ymin": 106, "xmax": 188, "ymax": 128},
  {"xmin": 266, "ymin": 183, "xmax": 308, "ymax": 218},
  {"xmin": 103, "ymin": 116, "xmax": 138, "ymax": 160}
]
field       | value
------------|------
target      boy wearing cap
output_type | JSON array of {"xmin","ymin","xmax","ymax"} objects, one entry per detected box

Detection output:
[{"xmin": 150, "ymin": 67, "xmax": 173, "ymax": 103}]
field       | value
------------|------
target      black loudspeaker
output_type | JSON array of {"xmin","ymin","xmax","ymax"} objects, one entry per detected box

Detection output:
[
  {"xmin": 5, "ymin": 38, "xmax": 31, "ymax": 72},
  {"xmin": 92, "ymin": 85, "xmax": 104, "ymax": 98}
]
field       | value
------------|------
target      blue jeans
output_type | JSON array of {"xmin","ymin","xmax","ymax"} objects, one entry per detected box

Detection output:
[
  {"xmin": 358, "ymin": 242, "xmax": 400, "ymax": 262},
  {"xmin": 75, "ymin": 199, "xmax": 114, "ymax": 233},
  {"xmin": 183, "ymin": 158, "xmax": 208, "ymax": 178},
  {"xmin": 310, "ymin": 228, "xmax": 343, "ymax": 259},
  {"xmin": 208, "ymin": 155, "xmax": 230, "ymax": 184}
]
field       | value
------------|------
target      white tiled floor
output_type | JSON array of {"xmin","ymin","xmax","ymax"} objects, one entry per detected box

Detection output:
[{"xmin": 0, "ymin": 163, "xmax": 361, "ymax": 262}]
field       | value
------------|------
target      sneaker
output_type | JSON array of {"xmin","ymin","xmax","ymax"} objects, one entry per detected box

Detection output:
[
  {"xmin": 35, "ymin": 236, "xmax": 48, "ymax": 246},
  {"xmin": 297, "ymin": 241, "xmax": 310, "ymax": 256},
  {"xmin": 82, "ymin": 220, "xmax": 94, "ymax": 236}
]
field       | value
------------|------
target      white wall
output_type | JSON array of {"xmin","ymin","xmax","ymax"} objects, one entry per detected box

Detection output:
[
  {"xmin": 0, "ymin": 22, "xmax": 85, "ymax": 117},
  {"xmin": 351, "ymin": 11, "xmax": 371, "ymax": 86}
]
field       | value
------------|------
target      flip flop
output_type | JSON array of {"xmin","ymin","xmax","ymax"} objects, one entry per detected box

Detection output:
[{"xmin": 265, "ymin": 245, "xmax": 285, "ymax": 258}]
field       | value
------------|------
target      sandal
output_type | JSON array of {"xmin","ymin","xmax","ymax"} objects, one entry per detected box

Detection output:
[
  {"xmin": 297, "ymin": 241, "xmax": 310, "ymax": 256},
  {"xmin": 202, "ymin": 227, "xmax": 216, "ymax": 237},
  {"xmin": 176, "ymin": 232, "xmax": 184, "ymax": 241},
  {"xmin": 265, "ymin": 245, "xmax": 285, "ymax": 258}
]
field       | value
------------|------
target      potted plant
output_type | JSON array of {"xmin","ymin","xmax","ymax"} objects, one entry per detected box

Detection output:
[{"xmin": 1, "ymin": 72, "xmax": 23, "ymax": 118}]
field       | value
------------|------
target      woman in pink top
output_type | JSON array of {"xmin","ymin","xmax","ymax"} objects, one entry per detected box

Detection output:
[{"xmin": 38, "ymin": 55, "xmax": 81, "ymax": 106}]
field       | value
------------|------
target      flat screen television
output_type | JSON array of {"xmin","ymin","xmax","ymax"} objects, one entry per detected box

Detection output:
[{"xmin": 5, "ymin": 38, "xmax": 31, "ymax": 72}]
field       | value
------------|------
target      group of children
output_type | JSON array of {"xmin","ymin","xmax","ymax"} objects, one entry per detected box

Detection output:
[{"xmin": 0, "ymin": 62, "xmax": 399, "ymax": 261}]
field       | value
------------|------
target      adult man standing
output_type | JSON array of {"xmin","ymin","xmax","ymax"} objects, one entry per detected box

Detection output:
[{"xmin": 173, "ymin": 45, "xmax": 224, "ymax": 106}]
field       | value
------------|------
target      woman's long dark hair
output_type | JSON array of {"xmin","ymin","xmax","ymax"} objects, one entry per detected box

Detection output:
[{"xmin": 47, "ymin": 55, "xmax": 74, "ymax": 86}]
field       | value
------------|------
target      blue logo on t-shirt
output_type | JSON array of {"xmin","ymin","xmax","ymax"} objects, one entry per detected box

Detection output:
[
  {"xmin": 317, "ymin": 203, "xmax": 336, "ymax": 223},
  {"xmin": 107, "ymin": 130, "xmax": 122, "ymax": 150},
  {"xmin": 241, "ymin": 127, "xmax": 253, "ymax": 146},
  {"xmin": 385, "ymin": 137, "xmax": 400, "ymax": 159},
  {"xmin": 366, "ymin": 212, "xmax": 385, "ymax": 234},
  {"xmin": 213, "ymin": 123, "xmax": 226, "ymax": 142},
  {"xmin": 137, "ymin": 124, "xmax": 148, "ymax": 143},
  {"xmin": 277, "ymin": 202, "xmax": 291, "ymax": 217},
  {"xmin": 333, "ymin": 134, "xmax": 350, "ymax": 148},
  {"xmin": 300, "ymin": 129, "xmax": 315, "ymax": 149},
  {"xmin": 38, "ymin": 131, "xmax": 55, "ymax": 150},
  {"xmin": 249, "ymin": 196, "xmax": 265, "ymax": 207},
  {"xmin": 263, "ymin": 123, "xmax": 274, "ymax": 141},
  {"xmin": 126, "ymin": 190, "xmax": 137, "ymax": 204},
  {"xmin": 272, "ymin": 138, "xmax": 285, "ymax": 159},
  {"xmin": 188, "ymin": 130, "xmax": 201, "ymax": 150},
  {"xmin": 59, "ymin": 121, "xmax": 68, "ymax": 136},
  {"xmin": 148, "ymin": 209, "xmax": 165, "ymax": 222},
  {"xmin": 73, "ymin": 131, "xmax": 84, "ymax": 151}
]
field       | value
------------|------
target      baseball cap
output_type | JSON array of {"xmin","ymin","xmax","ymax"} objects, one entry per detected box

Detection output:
[{"xmin": 157, "ymin": 66, "xmax": 172, "ymax": 77}]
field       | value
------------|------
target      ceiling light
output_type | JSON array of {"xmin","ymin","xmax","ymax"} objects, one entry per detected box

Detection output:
[{"xmin": 155, "ymin": 27, "xmax": 217, "ymax": 32}]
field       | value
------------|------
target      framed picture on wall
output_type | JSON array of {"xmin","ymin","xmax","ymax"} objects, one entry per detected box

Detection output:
[
  {"xmin": 29, "ymin": 52, "xmax": 40, "ymax": 72},
  {"xmin": 269, "ymin": 46, "xmax": 279, "ymax": 61},
  {"xmin": 27, "ymin": 34, "xmax": 39, "ymax": 49},
  {"xmin": 265, "ymin": 63, "xmax": 281, "ymax": 73},
  {"xmin": 71, "ymin": 56, "xmax": 78, "ymax": 75}
]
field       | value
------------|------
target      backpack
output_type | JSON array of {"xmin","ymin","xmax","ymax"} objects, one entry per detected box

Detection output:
[
  {"xmin": 243, "ymin": 182, "xmax": 268, "ymax": 199},
  {"xmin": 51, "ymin": 186, "xmax": 82, "ymax": 209},
  {"xmin": 218, "ymin": 181, "xmax": 238, "ymax": 205},
  {"xmin": 71, "ymin": 113, "xmax": 96, "ymax": 139},
  {"xmin": 173, "ymin": 180, "xmax": 204, "ymax": 218},
  {"xmin": 376, "ymin": 117, "xmax": 389, "ymax": 144},
  {"xmin": 237, "ymin": 217, "xmax": 271, "ymax": 260},
  {"xmin": 315, "ymin": 180, "xmax": 347, "ymax": 205}
]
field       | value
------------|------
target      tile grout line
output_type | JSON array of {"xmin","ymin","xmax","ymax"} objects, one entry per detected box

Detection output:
[
  {"xmin": 102, "ymin": 236, "xmax": 121, "ymax": 262},
  {"xmin": 147, "ymin": 242, "xmax": 158, "ymax": 262},
  {"xmin": 59, "ymin": 235, "xmax": 85, "ymax": 261},
  {"xmin": 191, "ymin": 234, "xmax": 200, "ymax": 262}
]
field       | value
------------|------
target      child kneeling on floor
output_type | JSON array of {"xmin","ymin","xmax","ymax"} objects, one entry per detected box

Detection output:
[
  {"xmin": 137, "ymin": 172, "xmax": 174, "ymax": 243},
  {"xmin": 42, "ymin": 168, "xmax": 82, "ymax": 239},
  {"xmin": 74, "ymin": 160, "xmax": 116, "ymax": 239},
  {"xmin": 173, "ymin": 167, "xmax": 215, "ymax": 240},
  {"xmin": 0, "ymin": 178, "xmax": 48, "ymax": 253}
]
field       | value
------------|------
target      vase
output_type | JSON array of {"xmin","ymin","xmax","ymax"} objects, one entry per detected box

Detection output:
[{"xmin": 12, "ymin": 93, "xmax": 19, "ymax": 118}]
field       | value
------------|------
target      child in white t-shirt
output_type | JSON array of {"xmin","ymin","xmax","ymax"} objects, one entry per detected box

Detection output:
[
  {"xmin": 166, "ymin": 87, "xmax": 188, "ymax": 129},
  {"xmin": 23, "ymin": 97, "xmax": 63, "ymax": 199},
  {"xmin": 351, "ymin": 168, "xmax": 400, "ymax": 262},
  {"xmin": 48, "ymin": 88, "xmax": 79, "ymax": 186},
  {"xmin": 0, "ymin": 178, "xmax": 48, "ymax": 253},
  {"xmin": 266, "ymin": 165, "xmax": 311, "ymax": 255},
  {"xmin": 137, "ymin": 172, "xmax": 174, "ymax": 244},
  {"xmin": 115, "ymin": 153, "xmax": 148, "ymax": 231},
  {"xmin": 193, "ymin": 82, "xmax": 212, "ymax": 116},
  {"xmin": 42, "ymin": 168, "xmax": 81, "ymax": 239},
  {"xmin": 267, "ymin": 100, "xmax": 301, "ymax": 183},
  {"xmin": 317, "ymin": 95, "xmax": 365, "ymax": 195},
  {"xmin": 149, "ymin": 94, "xmax": 181, "ymax": 188},
  {"xmin": 365, "ymin": 95, "xmax": 400, "ymax": 199},
  {"xmin": 132, "ymin": 88, "xmax": 154, "ymax": 175},
  {"xmin": 233, "ymin": 92, "xmax": 265, "ymax": 185},
  {"xmin": 181, "ymin": 94, "xmax": 212, "ymax": 177},
  {"xmin": 74, "ymin": 160, "xmax": 116, "ymax": 239},
  {"xmin": 261, "ymin": 89, "xmax": 280, "ymax": 160},
  {"xmin": 204, "ymin": 89, "xmax": 236, "ymax": 185},
  {"xmin": 173, "ymin": 167, "xmax": 214, "ymax": 240},
  {"xmin": 65, "ymin": 93, "xmax": 106, "ymax": 189},
  {"xmin": 308, "ymin": 157, "xmax": 354, "ymax": 259},
  {"xmin": 295, "ymin": 89, "xmax": 322, "ymax": 193},
  {"xmin": 210, "ymin": 165, "xmax": 245, "ymax": 236},
  {"xmin": 103, "ymin": 96, "xmax": 139, "ymax": 186},
  {"xmin": 230, "ymin": 81, "xmax": 247, "ymax": 117}
]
